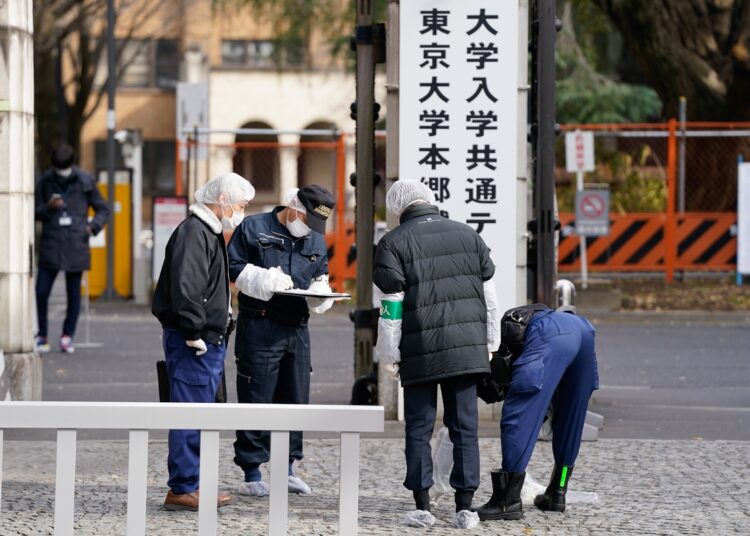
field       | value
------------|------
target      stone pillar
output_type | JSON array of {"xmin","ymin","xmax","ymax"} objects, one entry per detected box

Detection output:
[
  {"xmin": 0, "ymin": 0, "xmax": 42, "ymax": 400},
  {"xmin": 278, "ymin": 133, "xmax": 301, "ymax": 202}
]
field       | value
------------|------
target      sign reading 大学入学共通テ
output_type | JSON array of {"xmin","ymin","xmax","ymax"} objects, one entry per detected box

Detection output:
[{"xmin": 399, "ymin": 1, "xmax": 519, "ymax": 314}]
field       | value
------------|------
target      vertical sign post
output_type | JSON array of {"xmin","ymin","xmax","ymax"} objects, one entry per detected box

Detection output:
[
  {"xmin": 565, "ymin": 129, "xmax": 595, "ymax": 288},
  {"xmin": 400, "ymin": 0, "xmax": 519, "ymax": 315},
  {"xmin": 738, "ymin": 158, "xmax": 750, "ymax": 286}
]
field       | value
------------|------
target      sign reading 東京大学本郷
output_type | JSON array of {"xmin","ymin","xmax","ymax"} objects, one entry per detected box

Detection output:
[{"xmin": 400, "ymin": 1, "xmax": 519, "ymax": 313}]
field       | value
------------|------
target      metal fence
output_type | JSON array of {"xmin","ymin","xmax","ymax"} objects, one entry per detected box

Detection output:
[
  {"xmin": 175, "ymin": 130, "xmax": 388, "ymax": 291},
  {"xmin": 0, "ymin": 401, "xmax": 383, "ymax": 536},
  {"xmin": 174, "ymin": 124, "xmax": 747, "ymax": 284},
  {"xmin": 557, "ymin": 122, "xmax": 749, "ymax": 279}
]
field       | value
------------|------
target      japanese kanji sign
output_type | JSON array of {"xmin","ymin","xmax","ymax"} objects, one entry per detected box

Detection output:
[
  {"xmin": 738, "ymin": 162, "xmax": 750, "ymax": 275},
  {"xmin": 565, "ymin": 130, "xmax": 595, "ymax": 173},
  {"xmin": 400, "ymin": 1, "xmax": 519, "ymax": 312}
]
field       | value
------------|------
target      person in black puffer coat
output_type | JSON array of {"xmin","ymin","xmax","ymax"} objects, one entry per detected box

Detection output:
[
  {"xmin": 34, "ymin": 144, "xmax": 110, "ymax": 354},
  {"xmin": 373, "ymin": 179, "xmax": 501, "ymax": 529}
]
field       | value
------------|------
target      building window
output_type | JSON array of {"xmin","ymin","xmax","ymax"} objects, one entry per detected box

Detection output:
[
  {"xmin": 233, "ymin": 122, "xmax": 279, "ymax": 200},
  {"xmin": 97, "ymin": 39, "xmax": 180, "ymax": 89},
  {"xmin": 221, "ymin": 39, "xmax": 305, "ymax": 69}
]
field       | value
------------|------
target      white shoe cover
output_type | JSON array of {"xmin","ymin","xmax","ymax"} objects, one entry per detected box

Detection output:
[
  {"xmin": 237, "ymin": 480, "xmax": 269, "ymax": 497},
  {"xmin": 453, "ymin": 510, "xmax": 480, "ymax": 529},
  {"xmin": 402, "ymin": 509, "xmax": 437, "ymax": 528},
  {"xmin": 288, "ymin": 475, "xmax": 312, "ymax": 494}
]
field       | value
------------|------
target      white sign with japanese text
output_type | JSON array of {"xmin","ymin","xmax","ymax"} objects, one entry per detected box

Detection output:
[
  {"xmin": 177, "ymin": 82, "xmax": 209, "ymax": 161},
  {"xmin": 400, "ymin": 1, "xmax": 519, "ymax": 313},
  {"xmin": 152, "ymin": 196, "xmax": 188, "ymax": 282},
  {"xmin": 739, "ymin": 162, "xmax": 750, "ymax": 275},
  {"xmin": 565, "ymin": 130, "xmax": 595, "ymax": 173}
]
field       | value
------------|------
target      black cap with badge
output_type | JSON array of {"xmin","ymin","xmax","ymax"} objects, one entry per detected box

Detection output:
[{"xmin": 297, "ymin": 185, "xmax": 335, "ymax": 234}]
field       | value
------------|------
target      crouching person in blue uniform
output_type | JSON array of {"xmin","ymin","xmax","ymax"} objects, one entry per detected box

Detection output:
[
  {"xmin": 476, "ymin": 306, "xmax": 599, "ymax": 521},
  {"xmin": 373, "ymin": 180, "xmax": 501, "ymax": 530},
  {"xmin": 228, "ymin": 185, "xmax": 336, "ymax": 497},
  {"xmin": 152, "ymin": 173, "xmax": 255, "ymax": 511}
]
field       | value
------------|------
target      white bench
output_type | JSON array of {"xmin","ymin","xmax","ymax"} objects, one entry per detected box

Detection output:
[{"xmin": 0, "ymin": 401, "xmax": 384, "ymax": 536}]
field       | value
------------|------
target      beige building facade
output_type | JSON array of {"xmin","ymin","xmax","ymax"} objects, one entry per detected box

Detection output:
[{"xmin": 78, "ymin": 0, "xmax": 385, "ymax": 223}]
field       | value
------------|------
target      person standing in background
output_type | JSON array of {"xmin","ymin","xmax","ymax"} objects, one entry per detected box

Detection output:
[{"xmin": 34, "ymin": 144, "xmax": 110, "ymax": 354}]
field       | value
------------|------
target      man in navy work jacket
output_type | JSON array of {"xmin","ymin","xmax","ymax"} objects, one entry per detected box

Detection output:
[
  {"xmin": 475, "ymin": 306, "xmax": 599, "ymax": 522},
  {"xmin": 152, "ymin": 173, "xmax": 255, "ymax": 511},
  {"xmin": 34, "ymin": 144, "xmax": 110, "ymax": 354},
  {"xmin": 372, "ymin": 179, "xmax": 501, "ymax": 530},
  {"xmin": 228, "ymin": 185, "xmax": 336, "ymax": 497}
]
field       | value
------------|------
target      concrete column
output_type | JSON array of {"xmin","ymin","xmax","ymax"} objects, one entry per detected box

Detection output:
[
  {"xmin": 278, "ymin": 134, "xmax": 301, "ymax": 202},
  {"xmin": 0, "ymin": 0, "xmax": 42, "ymax": 400}
]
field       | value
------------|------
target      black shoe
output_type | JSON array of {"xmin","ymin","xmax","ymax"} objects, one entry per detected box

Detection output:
[
  {"xmin": 534, "ymin": 465, "xmax": 573, "ymax": 512},
  {"xmin": 475, "ymin": 470, "xmax": 525, "ymax": 521}
]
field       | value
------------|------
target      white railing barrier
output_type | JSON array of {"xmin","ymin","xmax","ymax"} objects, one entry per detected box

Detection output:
[{"xmin": 0, "ymin": 402, "xmax": 384, "ymax": 536}]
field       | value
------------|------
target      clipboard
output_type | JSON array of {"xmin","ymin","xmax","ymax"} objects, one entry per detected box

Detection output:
[{"xmin": 275, "ymin": 289, "xmax": 351, "ymax": 299}]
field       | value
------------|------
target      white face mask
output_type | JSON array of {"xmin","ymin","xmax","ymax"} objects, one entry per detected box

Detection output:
[
  {"xmin": 220, "ymin": 205, "xmax": 245, "ymax": 230},
  {"xmin": 55, "ymin": 167, "xmax": 73, "ymax": 177},
  {"xmin": 286, "ymin": 209, "xmax": 311, "ymax": 237}
]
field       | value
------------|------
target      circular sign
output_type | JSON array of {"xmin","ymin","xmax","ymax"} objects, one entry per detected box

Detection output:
[{"xmin": 580, "ymin": 193, "xmax": 606, "ymax": 218}]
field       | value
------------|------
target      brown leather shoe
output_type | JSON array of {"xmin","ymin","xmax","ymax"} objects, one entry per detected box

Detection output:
[{"xmin": 164, "ymin": 489, "xmax": 234, "ymax": 511}]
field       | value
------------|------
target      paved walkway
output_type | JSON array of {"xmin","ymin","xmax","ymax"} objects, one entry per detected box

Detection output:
[{"xmin": 1, "ymin": 437, "xmax": 748, "ymax": 535}]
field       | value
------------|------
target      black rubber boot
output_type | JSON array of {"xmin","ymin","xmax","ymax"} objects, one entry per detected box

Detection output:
[
  {"xmin": 534, "ymin": 465, "xmax": 573, "ymax": 512},
  {"xmin": 474, "ymin": 470, "xmax": 525, "ymax": 521}
]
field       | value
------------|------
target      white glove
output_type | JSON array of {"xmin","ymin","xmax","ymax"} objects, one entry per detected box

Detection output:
[
  {"xmin": 383, "ymin": 362, "xmax": 400, "ymax": 381},
  {"xmin": 306, "ymin": 274, "xmax": 334, "ymax": 314},
  {"xmin": 235, "ymin": 264, "xmax": 293, "ymax": 301},
  {"xmin": 484, "ymin": 276, "xmax": 501, "ymax": 352},
  {"xmin": 186, "ymin": 338, "xmax": 207, "ymax": 356},
  {"xmin": 373, "ymin": 290, "xmax": 404, "ymax": 364},
  {"xmin": 269, "ymin": 266, "xmax": 294, "ymax": 292}
]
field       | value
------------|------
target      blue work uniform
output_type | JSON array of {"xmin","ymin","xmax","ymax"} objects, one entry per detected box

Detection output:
[
  {"xmin": 164, "ymin": 330, "xmax": 226, "ymax": 493},
  {"xmin": 500, "ymin": 310, "xmax": 599, "ymax": 473},
  {"xmin": 227, "ymin": 207, "xmax": 328, "ymax": 480}
]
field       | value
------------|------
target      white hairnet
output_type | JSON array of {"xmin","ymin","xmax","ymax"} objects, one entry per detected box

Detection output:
[
  {"xmin": 194, "ymin": 172, "xmax": 255, "ymax": 205},
  {"xmin": 285, "ymin": 188, "xmax": 307, "ymax": 214},
  {"xmin": 386, "ymin": 179, "xmax": 436, "ymax": 217}
]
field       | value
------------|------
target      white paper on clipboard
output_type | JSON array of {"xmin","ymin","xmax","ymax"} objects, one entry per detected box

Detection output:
[{"xmin": 274, "ymin": 289, "xmax": 351, "ymax": 300}]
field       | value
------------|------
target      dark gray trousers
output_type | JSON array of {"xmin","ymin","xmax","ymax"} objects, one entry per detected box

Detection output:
[{"xmin": 403, "ymin": 374, "xmax": 480, "ymax": 492}]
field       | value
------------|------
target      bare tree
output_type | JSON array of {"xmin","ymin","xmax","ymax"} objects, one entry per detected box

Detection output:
[{"xmin": 33, "ymin": 0, "xmax": 177, "ymax": 169}]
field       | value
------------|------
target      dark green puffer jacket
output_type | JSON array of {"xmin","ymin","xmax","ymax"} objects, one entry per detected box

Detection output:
[{"xmin": 373, "ymin": 204, "xmax": 494, "ymax": 386}]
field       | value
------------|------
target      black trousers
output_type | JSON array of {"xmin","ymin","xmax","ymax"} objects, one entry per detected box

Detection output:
[
  {"xmin": 233, "ymin": 315, "xmax": 311, "ymax": 478},
  {"xmin": 35, "ymin": 267, "xmax": 82, "ymax": 338},
  {"xmin": 403, "ymin": 374, "xmax": 480, "ymax": 492}
]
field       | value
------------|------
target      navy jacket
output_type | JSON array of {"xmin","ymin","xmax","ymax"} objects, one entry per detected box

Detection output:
[
  {"xmin": 35, "ymin": 167, "xmax": 110, "ymax": 272},
  {"xmin": 227, "ymin": 207, "xmax": 329, "ymax": 326},
  {"xmin": 373, "ymin": 204, "xmax": 494, "ymax": 386}
]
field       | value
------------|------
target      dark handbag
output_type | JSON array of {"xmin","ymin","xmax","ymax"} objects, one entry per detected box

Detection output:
[
  {"xmin": 477, "ymin": 344, "xmax": 515, "ymax": 404},
  {"xmin": 501, "ymin": 303, "xmax": 550, "ymax": 353},
  {"xmin": 156, "ymin": 360, "xmax": 228, "ymax": 403},
  {"xmin": 156, "ymin": 360, "xmax": 170, "ymax": 402}
]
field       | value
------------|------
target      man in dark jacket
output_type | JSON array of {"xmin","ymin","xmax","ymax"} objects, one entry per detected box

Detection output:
[
  {"xmin": 228, "ymin": 185, "xmax": 336, "ymax": 497},
  {"xmin": 34, "ymin": 145, "xmax": 110, "ymax": 354},
  {"xmin": 152, "ymin": 173, "xmax": 255, "ymax": 511},
  {"xmin": 372, "ymin": 179, "xmax": 501, "ymax": 529}
]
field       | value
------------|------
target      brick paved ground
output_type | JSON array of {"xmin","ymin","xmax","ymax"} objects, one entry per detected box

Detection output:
[{"xmin": 1, "ymin": 437, "xmax": 748, "ymax": 535}]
